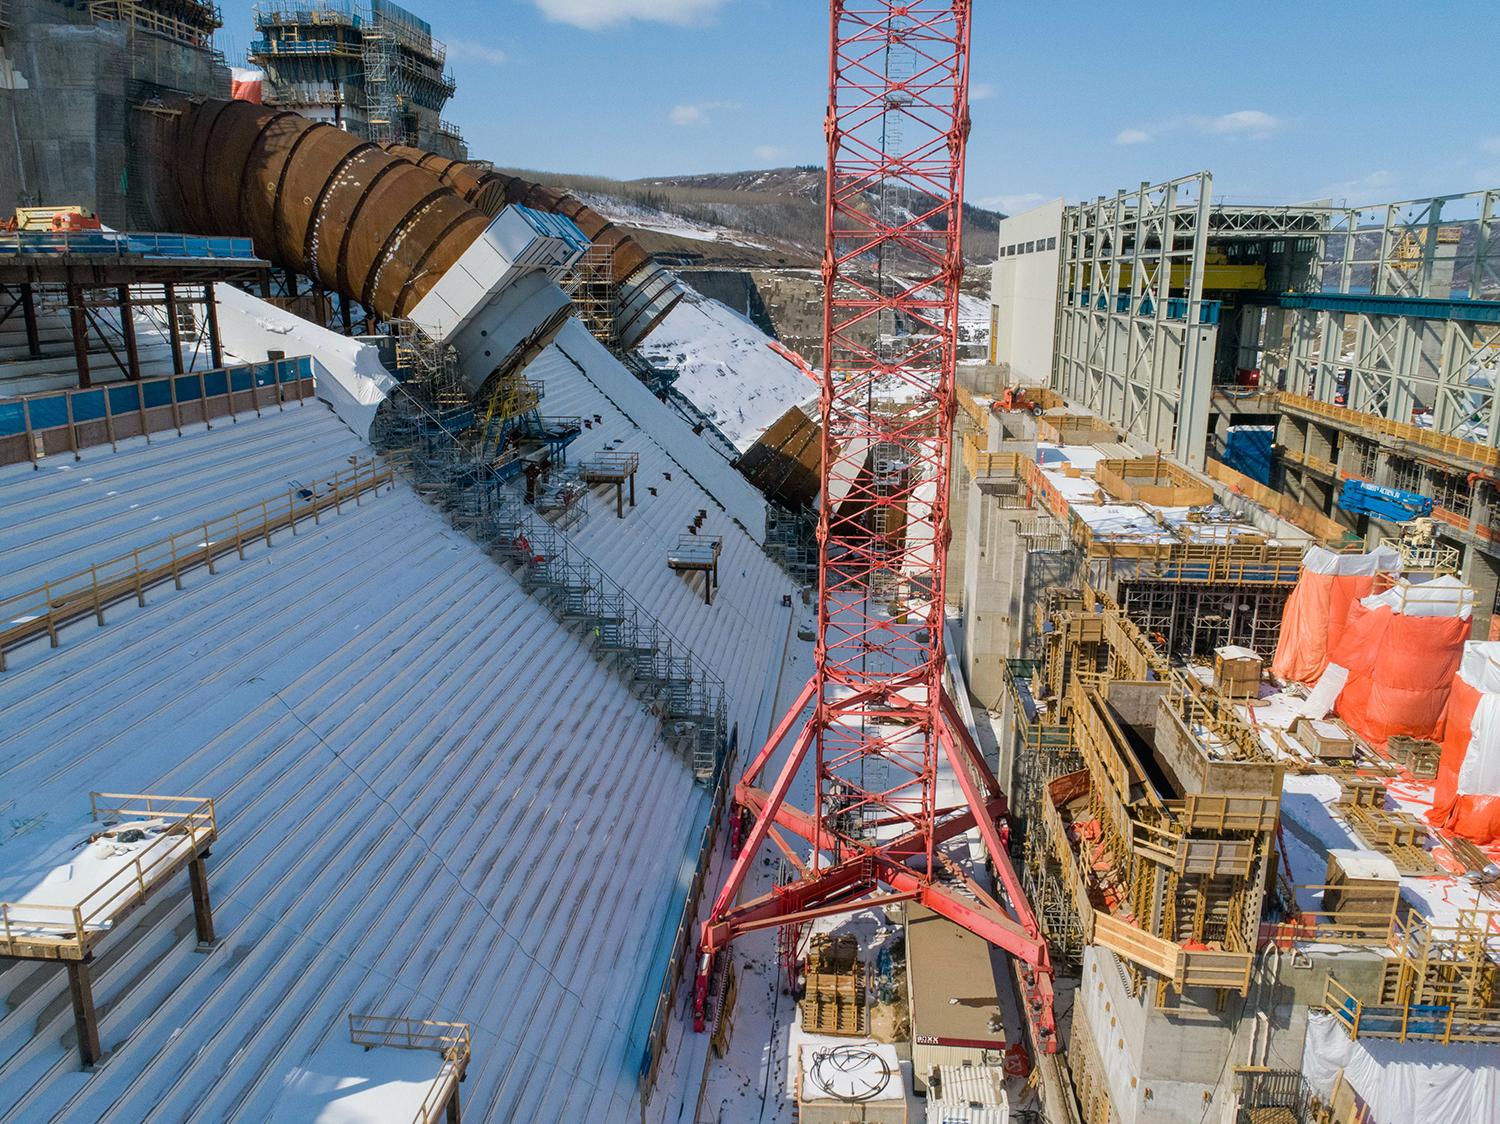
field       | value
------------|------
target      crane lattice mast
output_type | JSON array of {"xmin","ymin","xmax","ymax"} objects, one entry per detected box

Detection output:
[{"xmin": 695, "ymin": 0, "xmax": 1056, "ymax": 1054}]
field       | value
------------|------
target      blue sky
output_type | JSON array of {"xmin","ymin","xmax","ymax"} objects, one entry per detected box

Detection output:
[{"xmin": 217, "ymin": 0, "xmax": 1500, "ymax": 213}]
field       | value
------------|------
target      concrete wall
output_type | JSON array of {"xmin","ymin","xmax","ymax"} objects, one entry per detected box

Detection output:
[
  {"xmin": 0, "ymin": 1, "xmax": 226, "ymax": 226},
  {"xmin": 989, "ymin": 199, "xmax": 1064, "ymax": 385}
]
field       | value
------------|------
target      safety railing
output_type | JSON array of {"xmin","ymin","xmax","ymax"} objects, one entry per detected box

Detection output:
[
  {"xmin": 347, "ymin": 1014, "xmax": 469, "ymax": 1124},
  {"xmin": 0, "ymin": 230, "xmax": 257, "ymax": 261},
  {"xmin": 1279, "ymin": 391, "xmax": 1500, "ymax": 468},
  {"xmin": 374, "ymin": 385, "xmax": 728, "ymax": 779},
  {"xmin": 0, "ymin": 356, "xmax": 314, "ymax": 468},
  {"xmin": 0, "ymin": 456, "xmax": 393, "ymax": 670},
  {"xmin": 0, "ymin": 794, "xmax": 215, "ymax": 958},
  {"xmin": 1322, "ymin": 976, "xmax": 1500, "ymax": 1045}
]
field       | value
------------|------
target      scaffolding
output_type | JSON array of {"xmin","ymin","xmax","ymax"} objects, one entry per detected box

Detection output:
[
  {"xmin": 371, "ymin": 381, "xmax": 728, "ymax": 780},
  {"xmin": 360, "ymin": 15, "xmax": 399, "ymax": 145},
  {"xmin": 562, "ymin": 243, "xmax": 619, "ymax": 351}
]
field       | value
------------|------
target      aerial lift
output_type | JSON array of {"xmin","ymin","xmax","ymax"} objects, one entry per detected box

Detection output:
[{"xmin": 694, "ymin": 0, "xmax": 1056, "ymax": 1057}]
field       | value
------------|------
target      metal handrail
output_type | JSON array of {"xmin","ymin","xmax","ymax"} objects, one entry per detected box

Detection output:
[
  {"xmin": 0, "ymin": 794, "xmax": 216, "ymax": 956},
  {"xmin": 0, "ymin": 457, "xmax": 393, "ymax": 670},
  {"xmin": 347, "ymin": 1014, "xmax": 469, "ymax": 1124},
  {"xmin": 0, "ymin": 230, "xmax": 258, "ymax": 261}
]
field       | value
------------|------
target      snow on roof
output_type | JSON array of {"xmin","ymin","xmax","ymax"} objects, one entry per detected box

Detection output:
[
  {"xmin": 633, "ymin": 290, "xmax": 815, "ymax": 452},
  {"xmin": 0, "ymin": 405, "xmax": 713, "ymax": 1120},
  {"xmin": 522, "ymin": 322, "xmax": 799, "ymax": 735}
]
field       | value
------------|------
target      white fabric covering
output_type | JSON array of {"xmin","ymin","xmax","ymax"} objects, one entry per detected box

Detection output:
[
  {"xmin": 1301, "ymin": 544, "xmax": 1400, "ymax": 576},
  {"xmin": 1456, "ymin": 641, "xmax": 1500, "ymax": 797},
  {"xmin": 1301, "ymin": 1011, "xmax": 1500, "ymax": 1124},
  {"xmin": 214, "ymin": 284, "xmax": 396, "ymax": 439},
  {"xmin": 1360, "ymin": 574, "xmax": 1474, "ymax": 619}
]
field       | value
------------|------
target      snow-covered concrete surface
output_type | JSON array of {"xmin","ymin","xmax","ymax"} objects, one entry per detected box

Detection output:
[
  {"xmin": 0, "ymin": 399, "xmax": 368, "ymax": 602},
  {"xmin": 0, "ymin": 404, "xmax": 714, "ymax": 1121},
  {"xmin": 522, "ymin": 321, "xmax": 797, "ymax": 737},
  {"xmin": 634, "ymin": 290, "xmax": 814, "ymax": 453},
  {"xmin": 266, "ymin": 1041, "xmax": 456, "ymax": 1124}
]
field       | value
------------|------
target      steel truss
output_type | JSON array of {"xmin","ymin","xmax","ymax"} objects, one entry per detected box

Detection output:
[
  {"xmin": 1273, "ymin": 189, "xmax": 1500, "ymax": 445},
  {"xmin": 695, "ymin": 0, "xmax": 1056, "ymax": 1054},
  {"xmin": 1054, "ymin": 173, "xmax": 1216, "ymax": 466}
]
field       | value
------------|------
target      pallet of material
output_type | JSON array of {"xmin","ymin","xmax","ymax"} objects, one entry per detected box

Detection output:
[
  {"xmin": 1337, "ymin": 776, "xmax": 1386, "ymax": 810},
  {"xmin": 1292, "ymin": 717, "xmax": 1357, "ymax": 762},
  {"xmin": 801, "ymin": 934, "xmax": 868, "ymax": 1037},
  {"xmin": 1340, "ymin": 802, "xmax": 1437, "ymax": 875},
  {"xmin": 1386, "ymin": 735, "xmax": 1441, "ymax": 780}
]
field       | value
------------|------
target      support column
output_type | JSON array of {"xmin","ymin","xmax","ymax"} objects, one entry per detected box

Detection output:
[
  {"xmin": 340, "ymin": 295, "xmax": 353, "ymax": 336},
  {"xmin": 21, "ymin": 282, "xmax": 41, "ymax": 358},
  {"xmin": 446, "ymin": 1086, "xmax": 462, "ymax": 1124},
  {"xmin": 118, "ymin": 286, "xmax": 141, "ymax": 381},
  {"xmin": 189, "ymin": 854, "xmax": 216, "ymax": 945},
  {"xmin": 164, "ymin": 282, "xmax": 185, "ymax": 376},
  {"xmin": 205, "ymin": 283, "xmax": 223, "ymax": 370},
  {"xmin": 67, "ymin": 284, "xmax": 91, "ymax": 389},
  {"xmin": 66, "ymin": 959, "xmax": 103, "ymax": 1067}
]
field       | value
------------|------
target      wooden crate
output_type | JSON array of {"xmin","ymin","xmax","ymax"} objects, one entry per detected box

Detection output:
[
  {"xmin": 1338, "ymin": 776, "xmax": 1386, "ymax": 809},
  {"xmin": 1213, "ymin": 645, "xmax": 1263, "ymax": 699},
  {"xmin": 1388, "ymin": 735, "xmax": 1441, "ymax": 780},
  {"xmin": 1293, "ymin": 717, "xmax": 1357, "ymax": 762},
  {"xmin": 1322, "ymin": 850, "xmax": 1401, "ymax": 938}
]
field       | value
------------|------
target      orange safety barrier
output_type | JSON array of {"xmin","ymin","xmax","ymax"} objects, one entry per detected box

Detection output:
[
  {"xmin": 1272, "ymin": 546, "xmax": 1397, "ymax": 684},
  {"xmin": 1331, "ymin": 602, "xmax": 1469, "ymax": 749}
]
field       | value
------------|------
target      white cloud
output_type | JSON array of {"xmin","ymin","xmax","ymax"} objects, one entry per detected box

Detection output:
[
  {"xmin": 446, "ymin": 39, "xmax": 508, "ymax": 65},
  {"xmin": 669, "ymin": 99, "xmax": 737, "ymax": 126},
  {"xmin": 534, "ymin": 0, "xmax": 729, "ymax": 30},
  {"xmin": 1208, "ymin": 109, "xmax": 1280, "ymax": 138},
  {"xmin": 970, "ymin": 82, "xmax": 996, "ymax": 101},
  {"xmin": 753, "ymin": 144, "xmax": 790, "ymax": 163},
  {"xmin": 976, "ymin": 191, "xmax": 1047, "ymax": 215},
  {"xmin": 1115, "ymin": 128, "xmax": 1151, "ymax": 145}
]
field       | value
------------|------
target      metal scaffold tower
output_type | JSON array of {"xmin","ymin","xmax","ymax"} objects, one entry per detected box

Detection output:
[{"xmin": 695, "ymin": 0, "xmax": 1056, "ymax": 1053}]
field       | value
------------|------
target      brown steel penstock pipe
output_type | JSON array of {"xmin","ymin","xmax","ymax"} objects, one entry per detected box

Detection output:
[{"xmin": 171, "ymin": 99, "xmax": 489, "ymax": 320}]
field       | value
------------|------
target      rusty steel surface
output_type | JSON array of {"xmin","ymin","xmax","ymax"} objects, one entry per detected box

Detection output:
[{"xmin": 171, "ymin": 100, "xmax": 487, "ymax": 319}]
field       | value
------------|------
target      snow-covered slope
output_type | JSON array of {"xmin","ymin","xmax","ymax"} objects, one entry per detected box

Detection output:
[
  {"xmin": 634, "ymin": 290, "xmax": 815, "ymax": 453},
  {"xmin": 0, "ymin": 405, "xmax": 710, "ymax": 1122}
]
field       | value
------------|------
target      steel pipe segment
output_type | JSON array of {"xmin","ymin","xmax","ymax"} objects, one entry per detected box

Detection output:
[{"xmin": 171, "ymin": 99, "xmax": 489, "ymax": 319}]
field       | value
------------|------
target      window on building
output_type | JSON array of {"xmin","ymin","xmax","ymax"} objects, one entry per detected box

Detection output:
[
  {"xmin": 1025, "ymin": 241, "xmax": 1035, "ymax": 253},
  {"xmin": 1047, "ymin": 236, "xmax": 1057, "ymax": 250}
]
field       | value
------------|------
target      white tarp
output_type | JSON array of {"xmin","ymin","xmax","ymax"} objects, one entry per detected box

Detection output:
[
  {"xmin": 214, "ymin": 284, "xmax": 396, "ymax": 440},
  {"xmin": 1302, "ymin": 544, "xmax": 1401, "ymax": 576},
  {"xmin": 1301, "ymin": 1011, "xmax": 1500, "ymax": 1124},
  {"xmin": 1457, "ymin": 641, "xmax": 1500, "ymax": 796},
  {"xmin": 1360, "ymin": 574, "xmax": 1474, "ymax": 619}
]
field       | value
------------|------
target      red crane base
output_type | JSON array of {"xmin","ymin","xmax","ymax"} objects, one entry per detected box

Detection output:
[{"xmin": 693, "ymin": 686, "xmax": 1057, "ymax": 1054}]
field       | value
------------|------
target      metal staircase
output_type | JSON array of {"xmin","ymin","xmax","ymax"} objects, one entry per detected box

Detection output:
[{"xmin": 372, "ymin": 383, "xmax": 728, "ymax": 781}]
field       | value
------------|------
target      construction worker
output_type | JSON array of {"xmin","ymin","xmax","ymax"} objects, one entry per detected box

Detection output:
[{"xmin": 997, "ymin": 815, "xmax": 1012, "ymax": 854}]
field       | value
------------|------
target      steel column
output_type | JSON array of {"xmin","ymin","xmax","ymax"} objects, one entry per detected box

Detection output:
[
  {"xmin": 66, "ymin": 959, "xmax": 103, "ymax": 1067},
  {"xmin": 164, "ymin": 282, "xmax": 185, "ymax": 376},
  {"xmin": 67, "ymin": 284, "xmax": 91, "ymax": 389},
  {"xmin": 118, "ymin": 285, "xmax": 141, "ymax": 381}
]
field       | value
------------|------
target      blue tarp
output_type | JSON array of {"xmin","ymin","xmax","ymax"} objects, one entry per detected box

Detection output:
[{"xmin": 1222, "ymin": 425, "xmax": 1275, "ymax": 485}]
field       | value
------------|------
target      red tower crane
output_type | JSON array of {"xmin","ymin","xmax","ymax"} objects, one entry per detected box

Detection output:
[{"xmin": 694, "ymin": 0, "xmax": 1056, "ymax": 1054}]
